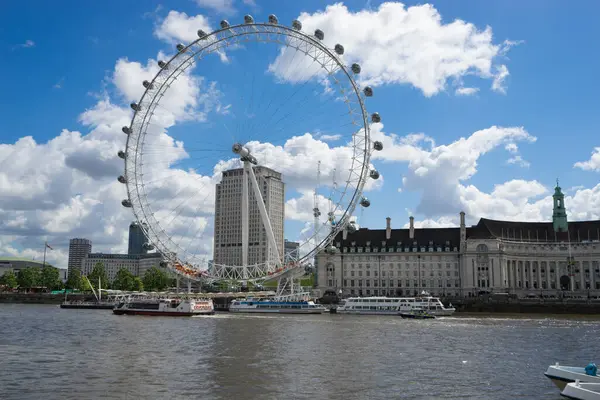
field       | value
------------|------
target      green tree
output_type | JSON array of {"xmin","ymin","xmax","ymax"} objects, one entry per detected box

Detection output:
[
  {"xmin": 81, "ymin": 276, "xmax": 94, "ymax": 292},
  {"xmin": 142, "ymin": 266, "xmax": 170, "ymax": 291},
  {"xmin": 40, "ymin": 266, "xmax": 61, "ymax": 290},
  {"xmin": 112, "ymin": 268, "xmax": 136, "ymax": 291},
  {"xmin": 17, "ymin": 267, "xmax": 41, "ymax": 289},
  {"xmin": 87, "ymin": 262, "xmax": 109, "ymax": 289},
  {"xmin": 66, "ymin": 269, "xmax": 83, "ymax": 291},
  {"xmin": 132, "ymin": 277, "xmax": 144, "ymax": 292},
  {"xmin": 0, "ymin": 271, "xmax": 18, "ymax": 289}
]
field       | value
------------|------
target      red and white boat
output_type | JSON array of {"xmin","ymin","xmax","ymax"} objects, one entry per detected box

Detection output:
[{"xmin": 113, "ymin": 297, "xmax": 214, "ymax": 316}]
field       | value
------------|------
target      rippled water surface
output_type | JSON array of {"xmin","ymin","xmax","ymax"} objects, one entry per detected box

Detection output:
[{"xmin": 1, "ymin": 304, "xmax": 599, "ymax": 399}]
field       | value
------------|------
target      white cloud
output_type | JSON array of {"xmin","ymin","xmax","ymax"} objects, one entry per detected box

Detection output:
[
  {"xmin": 507, "ymin": 155, "xmax": 530, "ymax": 168},
  {"xmin": 53, "ymin": 77, "xmax": 65, "ymax": 89},
  {"xmin": 492, "ymin": 64, "xmax": 509, "ymax": 94},
  {"xmin": 403, "ymin": 216, "xmax": 457, "ymax": 229},
  {"xmin": 155, "ymin": 11, "xmax": 212, "ymax": 44},
  {"xmin": 154, "ymin": 11, "xmax": 229, "ymax": 63},
  {"xmin": 270, "ymin": 2, "xmax": 520, "ymax": 96},
  {"xmin": 505, "ymin": 143, "xmax": 518, "ymax": 153},
  {"xmin": 13, "ymin": 40, "xmax": 35, "ymax": 50},
  {"xmin": 194, "ymin": 0, "xmax": 256, "ymax": 15},
  {"xmin": 368, "ymin": 124, "xmax": 600, "ymax": 227},
  {"xmin": 376, "ymin": 124, "xmax": 537, "ymax": 218},
  {"xmin": 455, "ymin": 87, "xmax": 479, "ymax": 96},
  {"xmin": 318, "ymin": 134, "xmax": 342, "ymax": 141},
  {"xmin": 195, "ymin": 0, "xmax": 236, "ymax": 15},
  {"xmin": 0, "ymin": 51, "xmax": 226, "ymax": 269},
  {"xmin": 574, "ymin": 147, "xmax": 600, "ymax": 172}
]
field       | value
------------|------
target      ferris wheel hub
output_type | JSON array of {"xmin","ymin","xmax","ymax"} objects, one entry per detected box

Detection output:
[
  {"xmin": 232, "ymin": 142, "xmax": 249, "ymax": 157},
  {"xmin": 232, "ymin": 143, "xmax": 257, "ymax": 165}
]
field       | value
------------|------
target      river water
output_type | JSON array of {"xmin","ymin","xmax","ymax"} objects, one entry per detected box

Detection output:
[{"xmin": 0, "ymin": 304, "xmax": 598, "ymax": 399}]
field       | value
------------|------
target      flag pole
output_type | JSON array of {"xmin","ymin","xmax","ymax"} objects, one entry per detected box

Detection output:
[{"xmin": 43, "ymin": 241, "xmax": 47, "ymax": 269}]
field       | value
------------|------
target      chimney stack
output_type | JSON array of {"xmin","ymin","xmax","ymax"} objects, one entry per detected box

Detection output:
[
  {"xmin": 409, "ymin": 216, "xmax": 415, "ymax": 239},
  {"xmin": 459, "ymin": 211, "xmax": 466, "ymax": 253},
  {"xmin": 386, "ymin": 217, "xmax": 391, "ymax": 240}
]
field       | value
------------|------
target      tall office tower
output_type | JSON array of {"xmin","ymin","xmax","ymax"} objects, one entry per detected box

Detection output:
[
  {"xmin": 213, "ymin": 166, "xmax": 285, "ymax": 267},
  {"xmin": 68, "ymin": 238, "xmax": 92, "ymax": 276},
  {"xmin": 128, "ymin": 222, "xmax": 149, "ymax": 255},
  {"xmin": 284, "ymin": 240, "xmax": 300, "ymax": 263}
]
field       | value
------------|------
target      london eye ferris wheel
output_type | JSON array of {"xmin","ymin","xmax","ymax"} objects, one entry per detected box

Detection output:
[{"xmin": 117, "ymin": 14, "xmax": 383, "ymax": 283}]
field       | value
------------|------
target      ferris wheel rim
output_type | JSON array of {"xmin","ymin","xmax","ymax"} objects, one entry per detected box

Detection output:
[{"xmin": 121, "ymin": 19, "xmax": 374, "ymax": 280}]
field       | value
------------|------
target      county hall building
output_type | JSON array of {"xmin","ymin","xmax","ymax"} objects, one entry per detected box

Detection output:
[{"xmin": 316, "ymin": 182, "xmax": 600, "ymax": 298}]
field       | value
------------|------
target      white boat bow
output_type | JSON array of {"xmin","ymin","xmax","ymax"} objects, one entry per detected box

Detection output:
[
  {"xmin": 561, "ymin": 380, "xmax": 600, "ymax": 400},
  {"xmin": 545, "ymin": 363, "xmax": 600, "ymax": 391}
]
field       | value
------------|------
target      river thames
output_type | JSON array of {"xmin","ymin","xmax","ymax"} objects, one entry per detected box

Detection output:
[{"xmin": 0, "ymin": 304, "xmax": 598, "ymax": 399}]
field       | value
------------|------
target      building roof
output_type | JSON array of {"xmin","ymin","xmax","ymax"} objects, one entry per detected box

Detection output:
[
  {"xmin": 468, "ymin": 218, "xmax": 600, "ymax": 242},
  {"xmin": 87, "ymin": 253, "xmax": 162, "ymax": 260},
  {"xmin": 0, "ymin": 258, "xmax": 66, "ymax": 269},
  {"xmin": 334, "ymin": 226, "xmax": 461, "ymax": 250},
  {"xmin": 329, "ymin": 216, "xmax": 600, "ymax": 251},
  {"xmin": 0, "ymin": 257, "xmax": 47, "ymax": 264}
]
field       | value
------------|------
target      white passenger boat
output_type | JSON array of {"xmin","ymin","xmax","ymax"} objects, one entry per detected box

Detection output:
[
  {"xmin": 336, "ymin": 293, "xmax": 455, "ymax": 316},
  {"xmin": 561, "ymin": 381, "xmax": 600, "ymax": 400},
  {"xmin": 229, "ymin": 292, "xmax": 326, "ymax": 314},
  {"xmin": 113, "ymin": 297, "xmax": 214, "ymax": 316},
  {"xmin": 545, "ymin": 363, "xmax": 600, "ymax": 391}
]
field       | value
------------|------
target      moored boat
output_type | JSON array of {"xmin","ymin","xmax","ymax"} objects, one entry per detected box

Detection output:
[
  {"xmin": 561, "ymin": 380, "xmax": 600, "ymax": 400},
  {"xmin": 229, "ymin": 293, "xmax": 326, "ymax": 314},
  {"xmin": 545, "ymin": 363, "xmax": 600, "ymax": 391},
  {"xmin": 336, "ymin": 292, "xmax": 455, "ymax": 316},
  {"xmin": 60, "ymin": 300, "xmax": 114, "ymax": 310},
  {"xmin": 399, "ymin": 307, "xmax": 436, "ymax": 319},
  {"xmin": 113, "ymin": 297, "xmax": 214, "ymax": 316}
]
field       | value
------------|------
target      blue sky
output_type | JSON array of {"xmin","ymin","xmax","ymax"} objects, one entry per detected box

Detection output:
[{"xmin": 1, "ymin": 0, "xmax": 600, "ymax": 268}]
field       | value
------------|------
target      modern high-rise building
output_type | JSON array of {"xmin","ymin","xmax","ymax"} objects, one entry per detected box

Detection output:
[
  {"xmin": 213, "ymin": 166, "xmax": 285, "ymax": 267},
  {"xmin": 128, "ymin": 222, "xmax": 149, "ymax": 255},
  {"xmin": 68, "ymin": 238, "xmax": 92, "ymax": 276},
  {"xmin": 284, "ymin": 240, "xmax": 300, "ymax": 263}
]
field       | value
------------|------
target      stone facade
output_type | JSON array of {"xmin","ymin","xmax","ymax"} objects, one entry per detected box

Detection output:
[
  {"xmin": 82, "ymin": 253, "xmax": 163, "ymax": 282},
  {"xmin": 316, "ymin": 183, "xmax": 600, "ymax": 298}
]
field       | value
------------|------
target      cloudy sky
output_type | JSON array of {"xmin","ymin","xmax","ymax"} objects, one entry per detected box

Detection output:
[{"xmin": 1, "ymin": 0, "xmax": 599, "ymax": 269}]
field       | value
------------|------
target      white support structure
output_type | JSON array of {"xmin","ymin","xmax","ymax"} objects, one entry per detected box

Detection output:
[
  {"xmin": 247, "ymin": 163, "xmax": 282, "ymax": 268},
  {"xmin": 313, "ymin": 160, "xmax": 321, "ymax": 241},
  {"xmin": 241, "ymin": 161, "xmax": 250, "ymax": 280}
]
